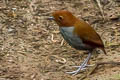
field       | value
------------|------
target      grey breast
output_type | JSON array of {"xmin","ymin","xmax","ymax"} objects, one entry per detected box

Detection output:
[{"xmin": 59, "ymin": 27, "xmax": 85, "ymax": 50}]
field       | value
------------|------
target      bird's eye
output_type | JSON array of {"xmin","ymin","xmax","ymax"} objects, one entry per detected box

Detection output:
[{"xmin": 58, "ymin": 16, "xmax": 63, "ymax": 21}]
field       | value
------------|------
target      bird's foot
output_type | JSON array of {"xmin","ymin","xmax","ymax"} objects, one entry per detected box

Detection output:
[
  {"xmin": 72, "ymin": 64, "xmax": 94, "ymax": 67},
  {"xmin": 66, "ymin": 64, "xmax": 93, "ymax": 75},
  {"xmin": 66, "ymin": 52, "xmax": 92, "ymax": 75}
]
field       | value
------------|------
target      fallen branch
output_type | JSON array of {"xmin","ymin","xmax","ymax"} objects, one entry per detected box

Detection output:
[
  {"xmin": 95, "ymin": 0, "xmax": 105, "ymax": 20},
  {"xmin": 79, "ymin": 61, "xmax": 120, "ymax": 80}
]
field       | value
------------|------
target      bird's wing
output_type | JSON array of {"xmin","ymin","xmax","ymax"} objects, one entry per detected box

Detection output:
[
  {"xmin": 74, "ymin": 20, "xmax": 104, "ymax": 48},
  {"xmin": 74, "ymin": 20, "xmax": 107, "ymax": 54}
]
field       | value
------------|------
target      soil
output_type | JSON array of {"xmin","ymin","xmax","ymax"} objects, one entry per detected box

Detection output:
[{"xmin": 0, "ymin": 0, "xmax": 120, "ymax": 80}]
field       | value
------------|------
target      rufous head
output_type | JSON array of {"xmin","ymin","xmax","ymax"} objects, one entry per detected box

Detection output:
[{"xmin": 48, "ymin": 10, "xmax": 78, "ymax": 27}]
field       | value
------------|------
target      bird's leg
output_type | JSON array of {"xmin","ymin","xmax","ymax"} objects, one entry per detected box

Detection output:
[{"xmin": 66, "ymin": 52, "xmax": 92, "ymax": 75}]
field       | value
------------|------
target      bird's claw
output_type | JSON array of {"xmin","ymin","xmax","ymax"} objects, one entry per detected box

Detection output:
[
  {"xmin": 72, "ymin": 64, "xmax": 94, "ymax": 68},
  {"xmin": 66, "ymin": 70, "xmax": 80, "ymax": 75},
  {"xmin": 66, "ymin": 53, "xmax": 92, "ymax": 75},
  {"xmin": 66, "ymin": 64, "xmax": 94, "ymax": 75},
  {"xmin": 66, "ymin": 65, "xmax": 87, "ymax": 75}
]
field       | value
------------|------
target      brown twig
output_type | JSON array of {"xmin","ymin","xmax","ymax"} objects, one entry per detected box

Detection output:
[
  {"xmin": 95, "ymin": 0, "xmax": 105, "ymax": 20},
  {"xmin": 79, "ymin": 61, "xmax": 120, "ymax": 80},
  {"xmin": 51, "ymin": 34, "xmax": 58, "ymax": 43},
  {"xmin": 96, "ymin": 61, "xmax": 120, "ymax": 65},
  {"xmin": 60, "ymin": 39, "xmax": 64, "ymax": 46}
]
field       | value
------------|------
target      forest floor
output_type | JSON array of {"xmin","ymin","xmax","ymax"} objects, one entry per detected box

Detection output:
[{"xmin": 0, "ymin": 0, "xmax": 120, "ymax": 80}]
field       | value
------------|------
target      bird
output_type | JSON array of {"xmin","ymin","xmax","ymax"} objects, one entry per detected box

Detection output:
[{"xmin": 48, "ymin": 10, "xmax": 106, "ymax": 75}]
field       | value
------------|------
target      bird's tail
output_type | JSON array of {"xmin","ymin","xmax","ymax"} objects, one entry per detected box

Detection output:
[{"xmin": 101, "ymin": 48, "xmax": 107, "ymax": 55}]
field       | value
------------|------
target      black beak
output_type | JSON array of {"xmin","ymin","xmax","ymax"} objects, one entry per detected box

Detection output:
[{"xmin": 47, "ymin": 16, "xmax": 54, "ymax": 20}]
